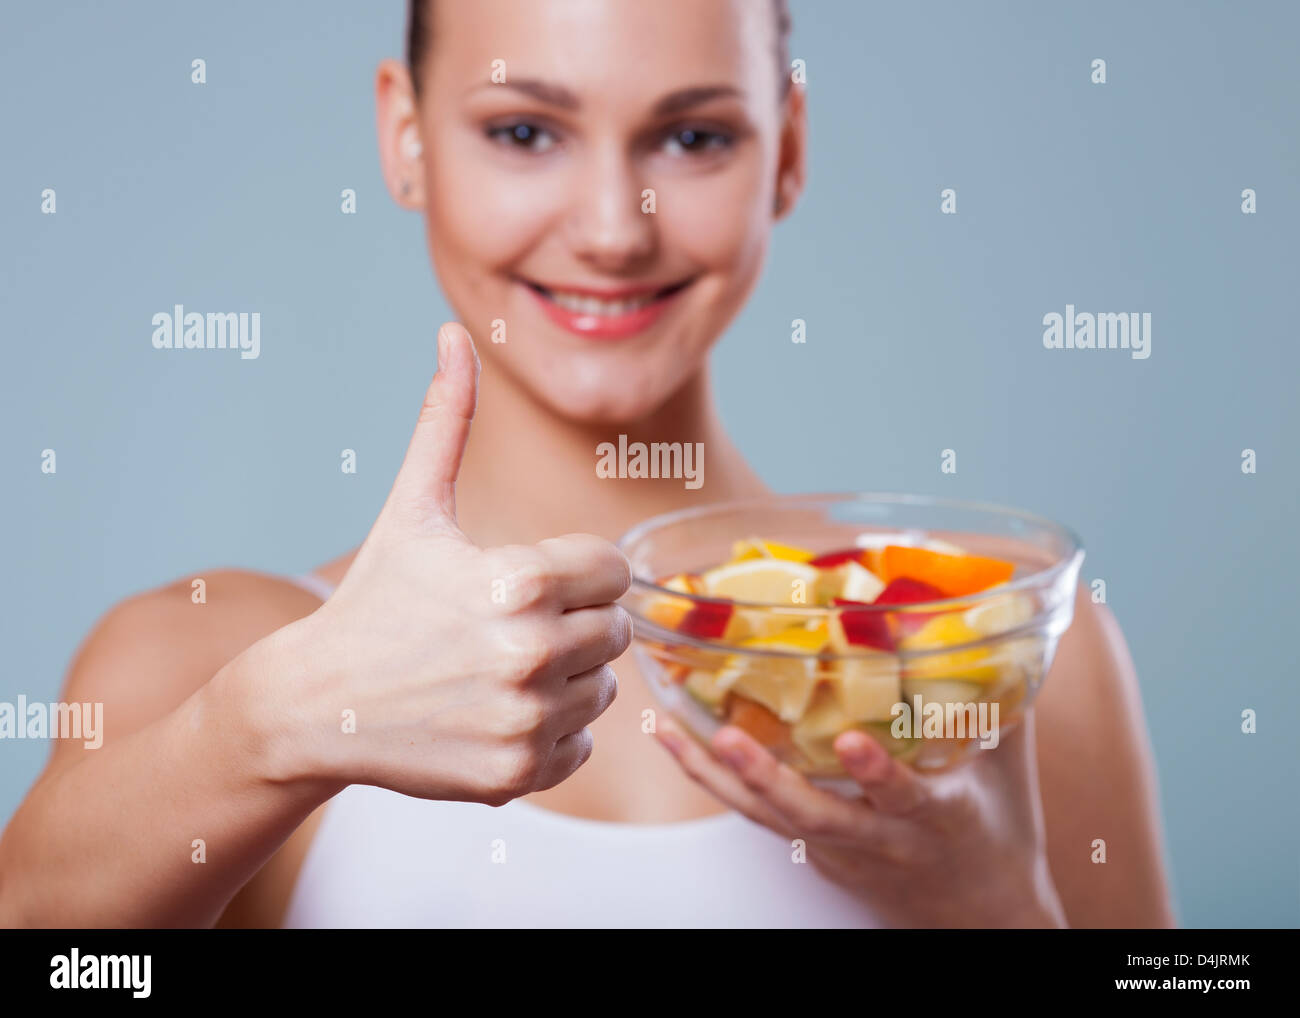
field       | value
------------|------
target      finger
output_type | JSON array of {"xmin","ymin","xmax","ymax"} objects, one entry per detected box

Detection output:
[
  {"xmin": 552, "ymin": 663, "xmax": 619, "ymax": 735},
  {"xmin": 546, "ymin": 604, "xmax": 633, "ymax": 678},
  {"xmin": 711, "ymin": 725, "xmax": 883, "ymax": 842},
  {"xmin": 834, "ymin": 729, "xmax": 930, "ymax": 816},
  {"xmin": 388, "ymin": 322, "xmax": 481, "ymax": 530},
  {"xmin": 533, "ymin": 728, "xmax": 594, "ymax": 791},
  {"xmin": 653, "ymin": 718, "xmax": 794, "ymax": 835},
  {"xmin": 536, "ymin": 533, "xmax": 633, "ymax": 609}
]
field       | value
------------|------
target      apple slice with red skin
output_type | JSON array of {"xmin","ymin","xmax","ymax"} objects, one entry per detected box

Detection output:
[
  {"xmin": 677, "ymin": 599, "xmax": 733, "ymax": 640},
  {"xmin": 873, "ymin": 577, "xmax": 946, "ymax": 636},
  {"xmin": 809, "ymin": 547, "xmax": 868, "ymax": 569},
  {"xmin": 832, "ymin": 577, "xmax": 946, "ymax": 651},
  {"xmin": 874, "ymin": 577, "xmax": 944, "ymax": 605},
  {"xmin": 831, "ymin": 597, "xmax": 896, "ymax": 651}
]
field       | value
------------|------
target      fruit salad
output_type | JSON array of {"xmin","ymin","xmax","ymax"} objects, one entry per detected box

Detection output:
[{"xmin": 635, "ymin": 534, "xmax": 1049, "ymax": 777}]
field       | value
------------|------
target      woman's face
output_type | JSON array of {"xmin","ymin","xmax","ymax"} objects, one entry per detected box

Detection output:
[{"xmin": 378, "ymin": 0, "xmax": 805, "ymax": 425}]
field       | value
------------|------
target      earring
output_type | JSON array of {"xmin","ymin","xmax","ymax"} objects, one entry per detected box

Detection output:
[{"xmin": 400, "ymin": 180, "xmax": 411, "ymax": 197}]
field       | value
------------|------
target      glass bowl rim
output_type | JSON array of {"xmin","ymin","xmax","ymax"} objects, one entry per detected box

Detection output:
[{"xmin": 616, "ymin": 491, "xmax": 1085, "ymax": 617}]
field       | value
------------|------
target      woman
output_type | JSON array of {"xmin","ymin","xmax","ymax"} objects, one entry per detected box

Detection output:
[{"xmin": 0, "ymin": 0, "xmax": 1174, "ymax": 928}]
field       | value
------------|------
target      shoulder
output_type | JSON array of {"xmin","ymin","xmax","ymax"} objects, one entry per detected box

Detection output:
[
  {"xmin": 1034, "ymin": 584, "xmax": 1143, "ymax": 747},
  {"xmin": 57, "ymin": 569, "xmax": 334, "ymax": 928},
  {"xmin": 61, "ymin": 569, "xmax": 327, "ymax": 753}
]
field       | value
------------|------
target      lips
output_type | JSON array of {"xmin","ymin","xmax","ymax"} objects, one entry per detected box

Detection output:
[{"xmin": 522, "ymin": 277, "xmax": 693, "ymax": 339}]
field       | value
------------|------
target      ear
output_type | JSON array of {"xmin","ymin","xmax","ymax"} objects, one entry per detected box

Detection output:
[
  {"xmin": 376, "ymin": 58, "xmax": 426, "ymax": 210},
  {"xmin": 773, "ymin": 83, "xmax": 807, "ymax": 221}
]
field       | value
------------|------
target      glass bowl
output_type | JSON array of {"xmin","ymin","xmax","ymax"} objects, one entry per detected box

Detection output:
[{"xmin": 617, "ymin": 493, "xmax": 1084, "ymax": 789}]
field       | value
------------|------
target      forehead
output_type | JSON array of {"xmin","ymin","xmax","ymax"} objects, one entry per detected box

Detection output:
[{"xmin": 426, "ymin": 0, "xmax": 778, "ymax": 104}]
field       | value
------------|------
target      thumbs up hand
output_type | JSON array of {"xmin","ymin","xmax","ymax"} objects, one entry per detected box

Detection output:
[{"xmin": 274, "ymin": 323, "xmax": 632, "ymax": 805}]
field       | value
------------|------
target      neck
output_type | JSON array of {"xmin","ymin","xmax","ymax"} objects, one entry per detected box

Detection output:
[
  {"xmin": 453, "ymin": 359, "xmax": 768, "ymax": 547},
  {"xmin": 318, "ymin": 359, "xmax": 767, "ymax": 582}
]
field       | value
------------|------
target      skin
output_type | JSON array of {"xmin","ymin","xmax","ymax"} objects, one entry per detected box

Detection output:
[{"xmin": 0, "ymin": 0, "xmax": 1174, "ymax": 928}]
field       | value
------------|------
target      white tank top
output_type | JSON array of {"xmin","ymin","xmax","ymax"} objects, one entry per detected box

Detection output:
[{"xmin": 280, "ymin": 574, "xmax": 881, "ymax": 928}]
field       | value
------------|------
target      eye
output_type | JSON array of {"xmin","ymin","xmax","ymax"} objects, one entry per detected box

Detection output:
[
  {"xmin": 661, "ymin": 126, "xmax": 732, "ymax": 157},
  {"xmin": 486, "ymin": 121, "xmax": 558, "ymax": 153}
]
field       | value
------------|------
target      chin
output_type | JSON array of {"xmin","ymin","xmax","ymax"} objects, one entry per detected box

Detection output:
[
  {"xmin": 521, "ymin": 359, "xmax": 693, "ymax": 428},
  {"xmin": 535, "ymin": 381, "xmax": 674, "ymax": 427}
]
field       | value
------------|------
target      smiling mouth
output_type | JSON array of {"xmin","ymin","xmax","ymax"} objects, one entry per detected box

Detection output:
[{"xmin": 522, "ymin": 278, "xmax": 694, "ymax": 316}]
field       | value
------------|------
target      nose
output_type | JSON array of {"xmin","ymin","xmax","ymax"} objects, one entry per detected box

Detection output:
[{"xmin": 563, "ymin": 142, "xmax": 656, "ymax": 272}]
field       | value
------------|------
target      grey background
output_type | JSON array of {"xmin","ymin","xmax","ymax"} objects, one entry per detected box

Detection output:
[{"xmin": 2, "ymin": 1, "xmax": 1296, "ymax": 927}]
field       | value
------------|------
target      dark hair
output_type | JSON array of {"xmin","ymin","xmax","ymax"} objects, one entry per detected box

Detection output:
[{"xmin": 407, "ymin": 0, "xmax": 793, "ymax": 98}]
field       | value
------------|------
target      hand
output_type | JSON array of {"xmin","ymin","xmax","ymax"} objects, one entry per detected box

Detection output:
[
  {"xmin": 262, "ymin": 322, "xmax": 632, "ymax": 806},
  {"xmin": 655, "ymin": 711, "xmax": 1068, "ymax": 928}
]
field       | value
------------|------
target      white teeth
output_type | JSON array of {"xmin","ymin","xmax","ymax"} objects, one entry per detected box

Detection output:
[{"xmin": 546, "ymin": 289, "xmax": 657, "ymax": 316}]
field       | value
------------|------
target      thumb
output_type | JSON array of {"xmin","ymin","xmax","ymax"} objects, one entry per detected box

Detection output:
[{"xmin": 389, "ymin": 322, "xmax": 480, "ymax": 528}]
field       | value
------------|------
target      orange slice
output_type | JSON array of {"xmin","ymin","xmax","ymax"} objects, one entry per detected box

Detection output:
[{"xmin": 880, "ymin": 546, "xmax": 1015, "ymax": 598}]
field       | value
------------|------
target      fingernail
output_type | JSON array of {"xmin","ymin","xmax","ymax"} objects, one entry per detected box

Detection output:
[
  {"xmin": 719, "ymin": 745, "xmax": 749, "ymax": 770},
  {"xmin": 656, "ymin": 725, "xmax": 684, "ymax": 753},
  {"xmin": 437, "ymin": 324, "xmax": 450, "ymax": 367},
  {"xmin": 839, "ymin": 742, "xmax": 871, "ymax": 765}
]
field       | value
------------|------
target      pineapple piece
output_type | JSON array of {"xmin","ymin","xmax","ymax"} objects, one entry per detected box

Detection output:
[
  {"xmin": 824, "ymin": 654, "xmax": 901, "ymax": 722},
  {"xmin": 715, "ymin": 625, "xmax": 826, "ymax": 722},
  {"xmin": 791, "ymin": 686, "xmax": 851, "ymax": 769}
]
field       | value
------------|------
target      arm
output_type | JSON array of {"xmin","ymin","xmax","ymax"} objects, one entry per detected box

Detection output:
[
  {"xmin": 0, "ymin": 592, "xmax": 339, "ymax": 928},
  {"xmin": 1036, "ymin": 588, "xmax": 1177, "ymax": 927},
  {"xmin": 1, "ymin": 323, "xmax": 631, "ymax": 929}
]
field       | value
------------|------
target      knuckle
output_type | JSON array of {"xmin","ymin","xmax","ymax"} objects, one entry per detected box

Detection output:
[
  {"xmin": 493, "ymin": 546, "xmax": 553, "ymax": 611},
  {"xmin": 496, "ymin": 744, "xmax": 546, "ymax": 795},
  {"xmin": 500, "ymin": 691, "xmax": 548, "ymax": 738},
  {"xmin": 501, "ymin": 626, "xmax": 554, "ymax": 680},
  {"xmin": 571, "ymin": 728, "xmax": 595, "ymax": 769},
  {"xmin": 479, "ymin": 788, "xmax": 514, "ymax": 809}
]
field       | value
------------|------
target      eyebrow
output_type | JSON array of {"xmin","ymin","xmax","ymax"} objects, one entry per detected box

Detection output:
[
  {"xmin": 486, "ymin": 78, "xmax": 580, "ymax": 110},
  {"xmin": 469, "ymin": 80, "xmax": 744, "ymax": 116},
  {"xmin": 653, "ymin": 85, "xmax": 744, "ymax": 116}
]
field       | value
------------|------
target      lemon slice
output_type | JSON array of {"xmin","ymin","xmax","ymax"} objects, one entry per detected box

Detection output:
[{"xmin": 702, "ymin": 558, "xmax": 820, "ymax": 605}]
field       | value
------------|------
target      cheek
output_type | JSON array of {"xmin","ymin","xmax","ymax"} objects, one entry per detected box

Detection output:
[
  {"xmin": 655, "ymin": 156, "xmax": 770, "ymax": 276},
  {"xmin": 424, "ymin": 135, "xmax": 561, "ymax": 267}
]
